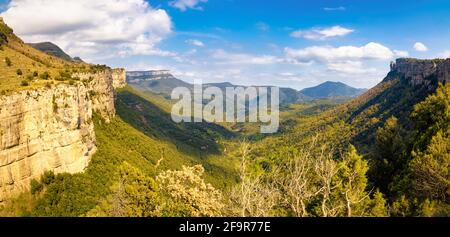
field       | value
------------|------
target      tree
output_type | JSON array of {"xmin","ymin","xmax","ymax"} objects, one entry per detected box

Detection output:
[
  {"xmin": 411, "ymin": 83, "xmax": 450, "ymax": 150},
  {"xmin": 370, "ymin": 116, "xmax": 408, "ymax": 193},
  {"xmin": 409, "ymin": 131, "xmax": 450, "ymax": 201},
  {"xmin": 157, "ymin": 165, "xmax": 225, "ymax": 217},
  {"xmin": 88, "ymin": 162, "xmax": 161, "ymax": 217},
  {"xmin": 367, "ymin": 190, "xmax": 388, "ymax": 217},
  {"xmin": 230, "ymin": 141, "xmax": 280, "ymax": 217},
  {"xmin": 275, "ymin": 149, "xmax": 317, "ymax": 217},
  {"xmin": 338, "ymin": 145, "xmax": 371, "ymax": 217}
]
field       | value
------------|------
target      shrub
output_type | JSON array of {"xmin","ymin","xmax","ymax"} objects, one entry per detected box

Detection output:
[
  {"xmin": 39, "ymin": 72, "xmax": 49, "ymax": 80},
  {"xmin": 16, "ymin": 69, "xmax": 22, "ymax": 76},
  {"xmin": 33, "ymin": 71, "xmax": 38, "ymax": 77},
  {"xmin": 20, "ymin": 80, "xmax": 29, "ymax": 86},
  {"xmin": 41, "ymin": 171, "xmax": 56, "ymax": 185},
  {"xmin": 5, "ymin": 57, "xmax": 11, "ymax": 66},
  {"xmin": 30, "ymin": 179, "xmax": 44, "ymax": 195}
]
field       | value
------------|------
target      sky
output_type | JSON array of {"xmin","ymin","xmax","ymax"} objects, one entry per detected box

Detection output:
[{"xmin": 1, "ymin": 0, "xmax": 450, "ymax": 89}]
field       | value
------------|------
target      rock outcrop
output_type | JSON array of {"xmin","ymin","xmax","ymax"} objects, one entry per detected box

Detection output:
[
  {"xmin": 390, "ymin": 58, "xmax": 450, "ymax": 87},
  {"xmin": 112, "ymin": 69, "xmax": 127, "ymax": 89},
  {"xmin": 0, "ymin": 68, "xmax": 126, "ymax": 201}
]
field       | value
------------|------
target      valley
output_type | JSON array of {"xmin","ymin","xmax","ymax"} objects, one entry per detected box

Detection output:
[{"xmin": 0, "ymin": 17, "xmax": 449, "ymax": 217}]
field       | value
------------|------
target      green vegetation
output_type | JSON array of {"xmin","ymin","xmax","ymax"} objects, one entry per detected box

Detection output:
[
  {"xmin": 5, "ymin": 57, "xmax": 11, "ymax": 66},
  {"xmin": 0, "ymin": 18, "xmax": 449, "ymax": 217},
  {"xmin": 20, "ymin": 80, "xmax": 28, "ymax": 86}
]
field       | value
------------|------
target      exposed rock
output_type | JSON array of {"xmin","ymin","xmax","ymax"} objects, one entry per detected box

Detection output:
[
  {"xmin": 390, "ymin": 58, "xmax": 450, "ymax": 87},
  {"xmin": 0, "ymin": 68, "xmax": 127, "ymax": 201},
  {"xmin": 112, "ymin": 68, "xmax": 127, "ymax": 89}
]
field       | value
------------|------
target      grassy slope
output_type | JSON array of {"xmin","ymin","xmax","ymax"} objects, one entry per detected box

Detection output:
[{"xmin": 0, "ymin": 19, "xmax": 99, "ymax": 93}]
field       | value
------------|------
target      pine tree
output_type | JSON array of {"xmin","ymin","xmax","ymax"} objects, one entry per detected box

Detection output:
[
  {"xmin": 338, "ymin": 145, "xmax": 371, "ymax": 217},
  {"xmin": 409, "ymin": 131, "xmax": 450, "ymax": 201},
  {"xmin": 370, "ymin": 116, "xmax": 408, "ymax": 193}
]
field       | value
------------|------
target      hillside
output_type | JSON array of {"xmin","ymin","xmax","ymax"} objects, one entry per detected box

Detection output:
[
  {"xmin": 300, "ymin": 81, "xmax": 367, "ymax": 99},
  {"xmin": 28, "ymin": 42, "xmax": 74, "ymax": 62},
  {"xmin": 0, "ymin": 18, "xmax": 103, "ymax": 93}
]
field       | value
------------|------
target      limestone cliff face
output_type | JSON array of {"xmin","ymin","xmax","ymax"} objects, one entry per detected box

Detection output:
[
  {"xmin": 0, "ymin": 68, "xmax": 126, "ymax": 201},
  {"xmin": 390, "ymin": 58, "xmax": 450, "ymax": 87},
  {"xmin": 112, "ymin": 69, "xmax": 127, "ymax": 89}
]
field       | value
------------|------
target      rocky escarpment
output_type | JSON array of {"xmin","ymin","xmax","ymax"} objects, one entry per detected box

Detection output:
[
  {"xmin": 390, "ymin": 58, "xmax": 450, "ymax": 87},
  {"xmin": 112, "ymin": 69, "xmax": 127, "ymax": 89},
  {"xmin": 0, "ymin": 69, "xmax": 126, "ymax": 201}
]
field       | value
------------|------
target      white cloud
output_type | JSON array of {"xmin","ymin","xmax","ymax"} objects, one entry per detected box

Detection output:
[
  {"xmin": 1, "ymin": 0, "xmax": 173, "ymax": 61},
  {"xmin": 290, "ymin": 26, "xmax": 354, "ymax": 40},
  {"xmin": 186, "ymin": 39, "xmax": 205, "ymax": 47},
  {"xmin": 211, "ymin": 49, "xmax": 282, "ymax": 65},
  {"xmin": 285, "ymin": 42, "xmax": 406, "ymax": 75},
  {"xmin": 327, "ymin": 61, "xmax": 377, "ymax": 74},
  {"xmin": 414, "ymin": 42, "xmax": 428, "ymax": 52},
  {"xmin": 393, "ymin": 50, "xmax": 409, "ymax": 58},
  {"xmin": 169, "ymin": 0, "xmax": 208, "ymax": 12},
  {"xmin": 285, "ymin": 42, "xmax": 402, "ymax": 63},
  {"xmin": 323, "ymin": 6, "xmax": 346, "ymax": 11}
]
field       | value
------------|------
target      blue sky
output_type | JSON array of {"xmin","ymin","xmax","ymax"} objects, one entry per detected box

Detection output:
[{"xmin": 1, "ymin": 0, "xmax": 450, "ymax": 89}]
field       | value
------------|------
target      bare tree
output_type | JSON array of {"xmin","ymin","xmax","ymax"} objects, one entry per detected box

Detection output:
[{"xmin": 231, "ymin": 140, "xmax": 280, "ymax": 217}]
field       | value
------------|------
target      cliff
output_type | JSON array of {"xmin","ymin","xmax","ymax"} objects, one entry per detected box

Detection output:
[
  {"xmin": 0, "ymin": 69, "xmax": 126, "ymax": 201},
  {"xmin": 390, "ymin": 58, "xmax": 450, "ymax": 87}
]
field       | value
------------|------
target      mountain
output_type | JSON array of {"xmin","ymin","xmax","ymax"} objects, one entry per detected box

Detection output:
[
  {"xmin": 28, "ymin": 42, "xmax": 83, "ymax": 62},
  {"xmin": 300, "ymin": 81, "xmax": 367, "ymax": 99},
  {"xmin": 127, "ymin": 70, "xmax": 313, "ymax": 105},
  {"xmin": 127, "ymin": 72, "xmax": 192, "ymax": 98},
  {"xmin": 127, "ymin": 71, "xmax": 368, "ymax": 105}
]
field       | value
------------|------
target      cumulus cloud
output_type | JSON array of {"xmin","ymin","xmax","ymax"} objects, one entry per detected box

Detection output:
[
  {"xmin": 393, "ymin": 50, "xmax": 409, "ymax": 58},
  {"xmin": 290, "ymin": 26, "xmax": 354, "ymax": 40},
  {"xmin": 327, "ymin": 61, "xmax": 377, "ymax": 74},
  {"xmin": 414, "ymin": 42, "xmax": 428, "ymax": 52},
  {"xmin": 212, "ymin": 49, "xmax": 283, "ymax": 65},
  {"xmin": 285, "ymin": 43, "xmax": 405, "ymax": 63},
  {"xmin": 169, "ymin": 0, "xmax": 208, "ymax": 12},
  {"xmin": 186, "ymin": 39, "xmax": 205, "ymax": 47},
  {"xmin": 1, "ymin": 0, "xmax": 173, "ymax": 61},
  {"xmin": 285, "ymin": 42, "xmax": 406, "ymax": 74}
]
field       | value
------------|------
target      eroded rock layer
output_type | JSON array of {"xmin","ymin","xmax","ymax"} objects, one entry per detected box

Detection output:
[{"xmin": 0, "ymin": 69, "xmax": 126, "ymax": 201}]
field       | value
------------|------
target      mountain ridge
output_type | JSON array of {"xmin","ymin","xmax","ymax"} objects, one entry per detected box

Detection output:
[{"xmin": 126, "ymin": 70, "xmax": 365, "ymax": 104}]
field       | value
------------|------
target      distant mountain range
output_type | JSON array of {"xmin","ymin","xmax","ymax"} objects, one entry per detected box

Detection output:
[
  {"xmin": 126, "ymin": 71, "xmax": 367, "ymax": 105},
  {"xmin": 300, "ymin": 81, "xmax": 367, "ymax": 99},
  {"xmin": 28, "ymin": 42, "xmax": 84, "ymax": 62}
]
